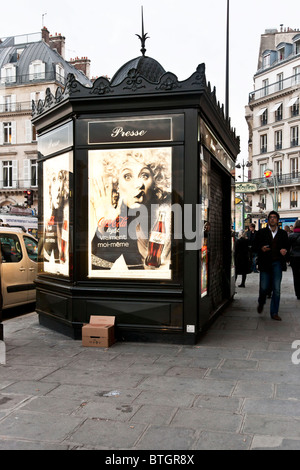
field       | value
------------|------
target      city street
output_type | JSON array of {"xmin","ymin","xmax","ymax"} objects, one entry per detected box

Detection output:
[{"xmin": 0, "ymin": 266, "xmax": 300, "ymax": 450}]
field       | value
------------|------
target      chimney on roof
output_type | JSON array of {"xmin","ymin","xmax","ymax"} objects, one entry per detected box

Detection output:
[
  {"xmin": 41, "ymin": 26, "xmax": 50, "ymax": 44},
  {"xmin": 69, "ymin": 56, "xmax": 91, "ymax": 79},
  {"xmin": 49, "ymin": 32, "xmax": 66, "ymax": 59}
]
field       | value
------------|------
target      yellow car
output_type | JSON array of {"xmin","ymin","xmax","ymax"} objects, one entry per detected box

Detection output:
[{"xmin": 0, "ymin": 227, "xmax": 38, "ymax": 310}]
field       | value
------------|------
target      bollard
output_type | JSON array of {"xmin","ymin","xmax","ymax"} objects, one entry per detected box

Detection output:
[{"xmin": 0, "ymin": 340, "xmax": 5, "ymax": 365}]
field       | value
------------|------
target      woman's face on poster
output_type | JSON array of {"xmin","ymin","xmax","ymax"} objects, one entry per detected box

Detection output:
[
  {"xmin": 51, "ymin": 171, "xmax": 64, "ymax": 209},
  {"xmin": 119, "ymin": 158, "xmax": 154, "ymax": 209}
]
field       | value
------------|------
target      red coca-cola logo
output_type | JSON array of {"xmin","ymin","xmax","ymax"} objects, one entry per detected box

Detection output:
[{"xmin": 98, "ymin": 216, "xmax": 128, "ymax": 229}]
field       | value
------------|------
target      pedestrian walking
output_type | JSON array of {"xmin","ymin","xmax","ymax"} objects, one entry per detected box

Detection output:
[
  {"xmin": 254, "ymin": 211, "xmax": 289, "ymax": 321},
  {"xmin": 288, "ymin": 219, "xmax": 300, "ymax": 299},
  {"xmin": 247, "ymin": 223, "xmax": 259, "ymax": 272},
  {"xmin": 235, "ymin": 230, "xmax": 251, "ymax": 287}
]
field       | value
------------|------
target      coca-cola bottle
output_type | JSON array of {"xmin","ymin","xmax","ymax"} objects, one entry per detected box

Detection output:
[
  {"xmin": 60, "ymin": 220, "xmax": 68, "ymax": 263},
  {"xmin": 145, "ymin": 211, "xmax": 166, "ymax": 268}
]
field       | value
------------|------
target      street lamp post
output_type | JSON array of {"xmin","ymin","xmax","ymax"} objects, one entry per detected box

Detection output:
[
  {"xmin": 235, "ymin": 159, "xmax": 252, "ymax": 229},
  {"xmin": 264, "ymin": 169, "xmax": 278, "ymax": 211}
]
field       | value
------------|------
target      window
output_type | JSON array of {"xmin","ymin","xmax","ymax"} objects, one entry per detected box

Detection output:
[
  {"xmin": 259, "ymin": 194, "xmax": 266, "ymax": 209},
  {"xmin": 262, "ymin": 79, "xmax": 269, "ymax": 97},
  {"xmin": 278, "ymin": 48, "xmax": 285, "ymax": 61},
  {"xmin": 0, "ymin": 121, "xmax": 16, "ymax": 145},
  {"xmin": 291, "ymin": 157, "xmax": 298, "ymax": 177},
  {"xmin": 4, "ymin": 96, "xmax": 11, "ymax": 112},
  {"xmin": 23, "ymin": 236, "xmax": 38, "ymax": 262},
  {"xmin": 260, "ymin": 134, "xmax": 267, "ymax": 153},
  {"xmin": 290, "ymin": 190, "xmax": 298, "ymax": 208},
  {"xmin": 3, "ymin": 160, "xmax": 13, "ymax": 187},
  {"xmin": 261, "ymin": 109, "xmax": 268, "ymax": 126},
  {"xmin": 0, "ymin": 234, "xmax": 22, "ymax": 263},
  {"xmin": 32, "ymin": 125, "xmax": 37, "ymax": 142},
  {"xmin": 263, "ymin": 54, "xmax": 270, "ymax": 68},
  {"xmin": 0, "ymin": 95, "xmax": 16, "ymax": 113},
  {"xmin": 275, "ymin": 103, "xmax": 283, "ymax": 121},
  {"xmin": 296, "ymin": 40, "xmax": 300, "ymax": 55},
  {"xmin": 0, "ymin": 65, "xmax": 16, "ymax": 84},
  {"xmin": 29, "ymin": 60, "xmax": 45, "ymax": 80},
  {"xmin": 23, "ymin": 159, "xmax": 38, "ymax": 187},
  {"xmin": 31, "ymin": 159, "xmax": 38, "ymax": 186},
  {"xmin": 56, "ymin": 64, "xmax": 65, "ymax": 82},
  {"xmin": 274, "ymin": 160, "xmax": 282, "ymax": 179},
  {"xmin": 25, "ymin": 120, "xmax": 37, "ymax": 143},
  {"xmin": 260, "ymin": 163, "xmax": 267, "ymax": 178},
  {"xmin": 275, "ymin": 130, "xmax": 282, "ymax": 150},
  {"xmin": 292, "ymin": 98, "xmax": 299, "ymax": 117},
  {"xmin": 277, "ymin": 192, "xmax": 282, "ymax": 209},
  {"xmin": 3, "ymin": 122, "xmax": 12, "ymax": 144},
  {"xmin": 277, "ymin": 73, "xmax": 284, "ymax": 91},
  {"xmin": 291, "ymin": 126, "xmax": 299, "ymax": 146},
  {"xmin": 294, "ymin": 66, "xmax": 300, "ymax": 85}
]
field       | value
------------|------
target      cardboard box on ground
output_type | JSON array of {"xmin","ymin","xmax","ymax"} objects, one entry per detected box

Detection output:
[{"xmin": 82, "ymin": 316, "xmax": 115, "ymax": 348}]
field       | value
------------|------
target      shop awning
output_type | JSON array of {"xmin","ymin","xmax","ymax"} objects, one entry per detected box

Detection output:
[
  {"xmin": 286, "ymin": 96, "xmax": 299, "ymax": 107},
  {"xmin": 270, "ymin": 102, "xmax": 282, "ymax": 112},
  {"xmin": 256, "ymin": 107, "xmax": 267, "ymax": 116}
]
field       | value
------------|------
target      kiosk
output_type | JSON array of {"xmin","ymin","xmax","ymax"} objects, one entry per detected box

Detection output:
[{"xmin": 32, "ymin": 47, "xmax": 239, "ymax": 344}]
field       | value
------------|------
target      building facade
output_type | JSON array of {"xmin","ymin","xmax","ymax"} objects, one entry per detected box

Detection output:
[
  {"xmin": 246, "ymin": 26, "xmax": 300, "ymax": 228},
  {"xmin": 0, "ymin": 27, "xmax": 91, "ymax": 215}
]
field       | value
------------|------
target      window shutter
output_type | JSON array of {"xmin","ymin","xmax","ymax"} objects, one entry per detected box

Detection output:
[
  {"xmin": 23, "ymin": 159, "xmax": 31, "ymax": 188},
  {"xmin": 11, "ymin": 121, "xmax": 16, "ymax": 144},
  {"xmin": 0, "ymin": 161, "xmax": 3, "ymax": 189},
  {"xmin": 12, "ymin": 160, "xmax": 18, "ymax": 188},
  {"xmin": 25, "ymin": 120, "xmax": 32, "ymax": 143},
  {"xmin": 0, "ymin": 67, "xmax": 5, "ymax": 84},
  {"xmin": 41, "ymin": 61, "xmax": 45, "ymax": 78},
  {"xmin": 11, "ymin": 94, "xmax": 16, "ymax": 112},
  {"xmin": 11, "ymin": 66, "xmax": 16, "ymax": 83},
  {"xmin": 29, "ymin": 63, "xmax": 34, "ymax": 81},
  {"xmin": 0, "ymin": 123, "xmax": 3, "ymax": 145}
]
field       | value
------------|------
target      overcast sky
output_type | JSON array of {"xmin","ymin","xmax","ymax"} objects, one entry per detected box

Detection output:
[{"xmin": 1, "ymin": 0, "xmax": 299, "ymax": 172}]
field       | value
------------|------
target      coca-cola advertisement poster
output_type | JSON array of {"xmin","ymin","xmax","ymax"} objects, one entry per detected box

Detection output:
[
  {"xmin": 88, "ymin": 148, "xmax": 172, "ymax": 279},
  {"xmin": 43, "ymin": 152, "xmax": 72, "ymax": 276}
]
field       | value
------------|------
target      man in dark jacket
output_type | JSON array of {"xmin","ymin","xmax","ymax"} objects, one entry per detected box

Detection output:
[
  {"xmin": 288, "ymin": 219, "xmax": 300, "ymax": 299},
  {"xmin": 254, "ymin": 211, "xmax": 288, "ymax": 321},
  {"xmin": 247, "ymin": 223, "xmax": 259, "ymax": 272}
]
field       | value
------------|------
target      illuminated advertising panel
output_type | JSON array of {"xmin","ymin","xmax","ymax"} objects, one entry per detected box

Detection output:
[
  {"xmin": 88, "ymin": 147, "xmax": 172, "ymax": 280},
  {"xmin": 43, "ymin": 152, "xmax": 72, "ymax": 276}
]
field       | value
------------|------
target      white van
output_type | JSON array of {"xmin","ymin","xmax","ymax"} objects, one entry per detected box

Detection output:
[{"xmin": 0, "ymin": 227, "xmax": 38, "ymax": 310}]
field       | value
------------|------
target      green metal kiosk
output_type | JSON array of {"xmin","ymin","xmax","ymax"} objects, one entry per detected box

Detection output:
[{"xmin": 32, "ymin": 48, "xmax": 239, "ymax": 344}]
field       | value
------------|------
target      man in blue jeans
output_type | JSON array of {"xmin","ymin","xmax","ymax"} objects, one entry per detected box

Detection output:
[{"xmin": 254, "ymin": 211, "xmax": 288, "ymax": 321}]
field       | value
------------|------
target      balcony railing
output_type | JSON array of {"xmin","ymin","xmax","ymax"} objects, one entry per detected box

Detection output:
[
  {"xmin": 0, "ymin": 71, "xmax": 65, "ymax": 87},
  {"xmin": 0, "ymin": 100, "xmax": 32, "ymax": 113},
  {"xmin": 0, "ymin": 180, "xmax": 37, "ymax": 190},
  {"xmin": 249, "ymin": 73, "xmax": 300, "ymax": 102},
  {"xmin": 250, "ymin": 172, "xmax": 300, "ymax": 187}
]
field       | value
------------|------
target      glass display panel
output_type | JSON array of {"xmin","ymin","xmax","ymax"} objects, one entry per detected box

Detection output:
[
  {"xmin": 42, "ymin": 151, "xmax": 72, "ymax": 276},
  {"xmin": 88, "ymin": 148, "xmax": 172, "ymax": 280}
]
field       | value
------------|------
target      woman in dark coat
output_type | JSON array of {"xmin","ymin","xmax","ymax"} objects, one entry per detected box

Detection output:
[
  {"xmin": 235, "ymin": 230, "xmax": 251, "ymax": 287},
  {"xmin": 288, "ymin": 219, "xmax": 300, "ymax": 299}
]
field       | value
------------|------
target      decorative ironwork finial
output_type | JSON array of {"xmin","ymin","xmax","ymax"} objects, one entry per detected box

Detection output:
[{"xmin": 136, "ymin": 6, "xmax": 149, "ymax": 56}]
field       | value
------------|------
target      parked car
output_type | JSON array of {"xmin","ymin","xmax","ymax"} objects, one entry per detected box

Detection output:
[{"xmin": 0, "ymin": 227, "xmax": 38, "ymax": 310}]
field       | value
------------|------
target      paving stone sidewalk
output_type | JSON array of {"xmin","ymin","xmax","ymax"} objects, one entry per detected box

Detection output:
[{"xmin": 0, "ymin": 266, "xmax": 300, "ymax": 450}]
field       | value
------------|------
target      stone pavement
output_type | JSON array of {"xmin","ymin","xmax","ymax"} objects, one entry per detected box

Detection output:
[{"xmin": 0, "ymin": 266, "xmax": 300, "ymax": 451}]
